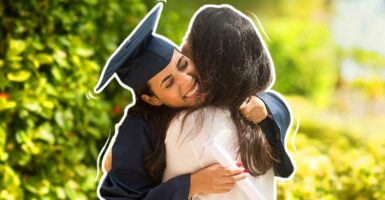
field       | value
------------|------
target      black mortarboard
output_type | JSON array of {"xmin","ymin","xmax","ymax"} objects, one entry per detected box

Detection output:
[{"xmin": 94, "ymin": 3, "xmax": 176, "ymax": 93}]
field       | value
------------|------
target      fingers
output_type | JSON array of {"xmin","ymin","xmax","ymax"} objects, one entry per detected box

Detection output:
[
  {"xmin": 222, "ymin": 172, "xmax": 247, "ymax": 183},
  {"xmin": 216, "ymin": 182, "xmax": 236, "ymax": 193},
  {"xmin": 221, "ymin": 167, "xmax": 245, "ymax": 176},
  {"xmin": 221, "ymin": 167, "xmax": 248, "ymax": 183},
  {"xmin": 239, "ymin": 96, "xmax": 257, "ymax": 114},
  {"xmin": 239, "ymin": 96, "xmax": 268, "ymax": 124},
  {"xmin": 103, "ymin": 149, "xmax": 113, "ymax": 172},
  {"xmin": 213, "ymin": 177, "xmax": 241, "ymax": 193},
  {"xmin": 231, "ymin": 173, "xmax": 248, "ymax": 181},
  {"xmin": 247, "ymin": 112, "xmax": 265, "ymax": 124},
  {"xmin": 239, "ymin": 100, "xmax": 251, "ymax": 113},
  {"xmin": 209, "ymin": 163, "xmax": 244, "ymax": 175},
  {"xmin": 193, "ymin": 163, "xmax": 249, "ymax": 195}
]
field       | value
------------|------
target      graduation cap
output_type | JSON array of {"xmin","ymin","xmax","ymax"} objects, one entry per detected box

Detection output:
[{"xmin": 94, "ymin": 3, "xmax": 176, "ymax": 93}]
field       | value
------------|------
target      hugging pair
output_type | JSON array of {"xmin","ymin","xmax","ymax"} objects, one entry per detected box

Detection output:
[{"xmin": 95, "ymin": 3, "xmax": 294, "ymax": 200}]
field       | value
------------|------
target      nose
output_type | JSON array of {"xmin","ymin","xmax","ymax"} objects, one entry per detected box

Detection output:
[
  {"xmin": 179, "ymin": 71, "xmax": 193, "ymax": 85},
  {"xmin": 176, "ymin": 71, "xmax": 193, "ymax": 94}
]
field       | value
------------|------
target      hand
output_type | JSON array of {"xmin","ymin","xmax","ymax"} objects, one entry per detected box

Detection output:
[
  {"xmin": 239, "ymin": 96, "xmax": 268, "ymax": 124},
  {"xmin": 103, "ymin": 149, "xmax": 112, "ymax": 173},
  {"xmin": 189, "ymin": 163, "xmax": 247, "ymax": 197}
]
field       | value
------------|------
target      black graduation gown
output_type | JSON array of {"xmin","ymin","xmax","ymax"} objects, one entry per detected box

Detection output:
[
  {"xmin": 99, "ymin": 115, "xmax": 190, "ymax": 200},
  {"xmin": 258, "ymin": 91, "xmax": 295, "ymax": 178}
]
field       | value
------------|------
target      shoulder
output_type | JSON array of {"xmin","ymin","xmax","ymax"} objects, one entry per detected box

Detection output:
[
  {"xmin": 258, "ymin": 91, "xmax": 291, "ymax": 113},
  {"xmin": 168, "ymin": 107, "xmax": 233, "ymax": 136},
  {"xmin": 258, "ymin": 90, "xmax": 286, "ymax": 104},
  {"xmin": 171, "ymin": 107, "xmax": 230, "ymax": 125},
  {"xmin": 113, "ymin": 114, "xmax": 152, "ymax": 145},
  {"xmin": 177, "ymin": 106, "xmax": 230, "ymax": 119},
  {"xmin": 120, "ymin": 114, "xmax": 147, "ymax": 128}
]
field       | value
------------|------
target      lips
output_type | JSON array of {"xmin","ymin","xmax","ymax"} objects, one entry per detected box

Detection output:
[{"xmin": 183, "ymin": 80, "xmax": 199, "ymax": 99}]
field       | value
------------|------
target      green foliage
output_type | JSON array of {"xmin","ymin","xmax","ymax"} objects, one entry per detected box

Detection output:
[
  {"xmin": 0, "ymin": 0, "xmax": 146, "ymax": 199},
  {"xmin": 1, "ymin": 0, "xmax": 382, "ymax": 199},
  {"xmin": 278, "ymin": 97, "xmax": 385, "ymax": 199},
  {"xmin": 266, "ymin": 17, "xmax": 339, "ymax": 106},
  {"xmin": 279, "ymin": 132, "xmax": 385, "ymax": 200},
  {"xmin": 351, "ymin": 78, "xmax": 385, "ymax": 100},
  {"xmin": 345, "ymin": 49, "xmax": 385, "ymax": 69}
]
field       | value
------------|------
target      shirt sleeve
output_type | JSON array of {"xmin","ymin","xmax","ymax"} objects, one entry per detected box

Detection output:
[
  {"xmin": 257, "ymin": 91, "xmax": 292, "ymax": 143},
  {"xmin": 98, "ymin": 115, "xmax": 190, "ymax": 200},
  {"xmin": 257, "ymin": 91, "xmax": 295, "ymax": 178}
]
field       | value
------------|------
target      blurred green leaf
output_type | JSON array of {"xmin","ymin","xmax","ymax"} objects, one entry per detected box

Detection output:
[
  {"xmin": 36, "ymin": 123, "xmax": 55, "ymax": 144},
  {"xmin": 51, "ymin": 67, "xmax": 62, "ymax": 81},
  {"xmin": 75, "ymin": 47, "xmax": 94, "ymax": 57},
  {"xmin": 2, "ymin": 165, "xmax": 21, "ymax": 189},
  {"xmin": 7, "ymin": 70, "xmax": 31, "ymax": 82},
  {"xmin": 0, "ymin": 98, "xmax": 17, "ymax": 111},
  {"xmin": 5, "ymin": 0, "xmax": 382, "ymax": 199},
  {"xmin": 8, "ymin": 39, "xmax": 27, "ymax": 56},
  {"xmin": 0, "ymin": 124, "xmax": 6, "ymax": 154}
]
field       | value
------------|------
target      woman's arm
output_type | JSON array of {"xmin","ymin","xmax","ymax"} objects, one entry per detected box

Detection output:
[
  {"xmin": 238, "ymin": 91, "xmax": 294, "ymax": 178},
  {"xmin": 189, "ymin": 163, "xmax": 246, "ymax": 198},
  {"xmin": 99, "ymin": 115, "xmax": 245, "ymax": 200},
  {"xmin": 257, "ymin": 91, "xmax": 294, "ymax": 178},
  {"xmin": 98, "ymin": 115, "xmax": 189, "ymax": 200},
  {"xmin": 257, "ymin": 91, "xmax": 292, "ymax": 139},
  {"xmin": 239, "ymin": 95, "xmax": 268, "ymax": 124},
  {"xmin": 239, "ymin": 91, "xmax": 291, "ymax": 132},
  {"xmin": 103, "ymin": 149, "xmax": 246, "ymax": 198}
]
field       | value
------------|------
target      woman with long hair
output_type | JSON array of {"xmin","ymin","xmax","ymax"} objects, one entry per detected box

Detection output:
[
  {"xmin": 163, "ymin": 5, "xmax": 288, "ymax": 199},
  {"xmin": 97, "ymin": 3, "xmax": 293, "ymax": 200}
]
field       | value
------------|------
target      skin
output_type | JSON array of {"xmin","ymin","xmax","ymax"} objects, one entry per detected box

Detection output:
[
  {"xmin": 189, "ymin": 164, "xmax": 247, "ymax": 195},
  {"xmin": 104, "ymin": 48, "xmax": 268, "ymax": 197},
  {"xmin": 141, "ymin": 49, "xmax": 203, "ymax": 108},
  {"xmin": 179, "ymin": 38, "xmax": 268, "ymax": 124},
  {"xmin": 239, "ymin": 96, "xmax": 269, "ymax": 124}
]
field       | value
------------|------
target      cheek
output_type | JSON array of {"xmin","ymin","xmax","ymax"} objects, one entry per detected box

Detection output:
[
  {"xmin": 158, "ymin": 89, "xmax": 181, "ymax": 103},
  {"xmin": 187, "ymin": 64, "xmax": 198, "ymax": 76}
]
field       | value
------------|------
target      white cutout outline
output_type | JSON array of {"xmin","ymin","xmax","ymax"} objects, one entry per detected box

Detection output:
[
  {"xmin": 95, "ymin": 130, "xmax": 112, "ymax": 181},
  {"xmin": 94, "ymin": 3, "xmax": 298, "ymax": 199}
]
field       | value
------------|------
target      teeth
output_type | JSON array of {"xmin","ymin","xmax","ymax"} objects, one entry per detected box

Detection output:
[{"xmin": 185, "ymin": 83, "xmax": 199, "ymax": 97}]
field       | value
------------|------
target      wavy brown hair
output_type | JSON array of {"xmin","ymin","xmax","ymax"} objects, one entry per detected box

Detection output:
[
  {"xmin": 128, "ymin": 86, "xmax": 179, "ymax": 184},
  {"xmin": 130, "ymin": 5, "xmax": 274, "ymax": 182},
  {"xmin": 185, "ymin": 5, "xmax": 274, "ymax": 175}
]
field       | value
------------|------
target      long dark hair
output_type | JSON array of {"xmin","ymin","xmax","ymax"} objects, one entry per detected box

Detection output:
[
  {"xmin": 128, "ymin": 85, "xmax": 179, "ymax": 184},
  {"xmin": 187, "ymin": 5, "xmax": 274, "ymax": 175}
]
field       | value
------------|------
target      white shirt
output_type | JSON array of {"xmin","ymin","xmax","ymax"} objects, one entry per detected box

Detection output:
[{"xmin": 163, "ymin": 107, "xmax": 275, "ymax": 200}]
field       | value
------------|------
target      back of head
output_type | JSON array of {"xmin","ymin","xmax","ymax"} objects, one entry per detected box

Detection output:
[
  {"xmin": 189, "ymin": 5, "xmax": 273, "ymax": 108},
  {"xmin": 187, "ymin": 5, "xmax": 274, "ymax": 175}
]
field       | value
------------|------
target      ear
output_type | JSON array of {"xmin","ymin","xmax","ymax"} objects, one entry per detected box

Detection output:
[{"xmin": 141, "ymin": 94, "xmax": 163, "ymax": 106}]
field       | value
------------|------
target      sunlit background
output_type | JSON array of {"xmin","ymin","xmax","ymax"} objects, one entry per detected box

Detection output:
[{"xmin": 1, "ymin": 0, "xmax": 384, "ymax": 199}]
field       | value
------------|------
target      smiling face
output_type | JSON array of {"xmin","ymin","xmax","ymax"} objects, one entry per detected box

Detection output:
[{"xmin": 141, "ymin": 49, "xmax": 202, "ymax": 108}]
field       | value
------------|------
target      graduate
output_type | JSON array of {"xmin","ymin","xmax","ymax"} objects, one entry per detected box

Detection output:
[{"xmin": 94, "ymin": 3, "xmax": 294, "ymax": 199}]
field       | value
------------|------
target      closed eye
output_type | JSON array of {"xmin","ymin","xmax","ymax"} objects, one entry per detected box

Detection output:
[
  {"xmin": 180, "ymin": 60, "xmax": 188, "ymax": 71},
  {"xmin": 177, "ymin": 57, "xmax": 188, "ymax": 71},
  {"xmin": 165, "ymin": 78, "xmax": 174, "ymax": 88}
]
